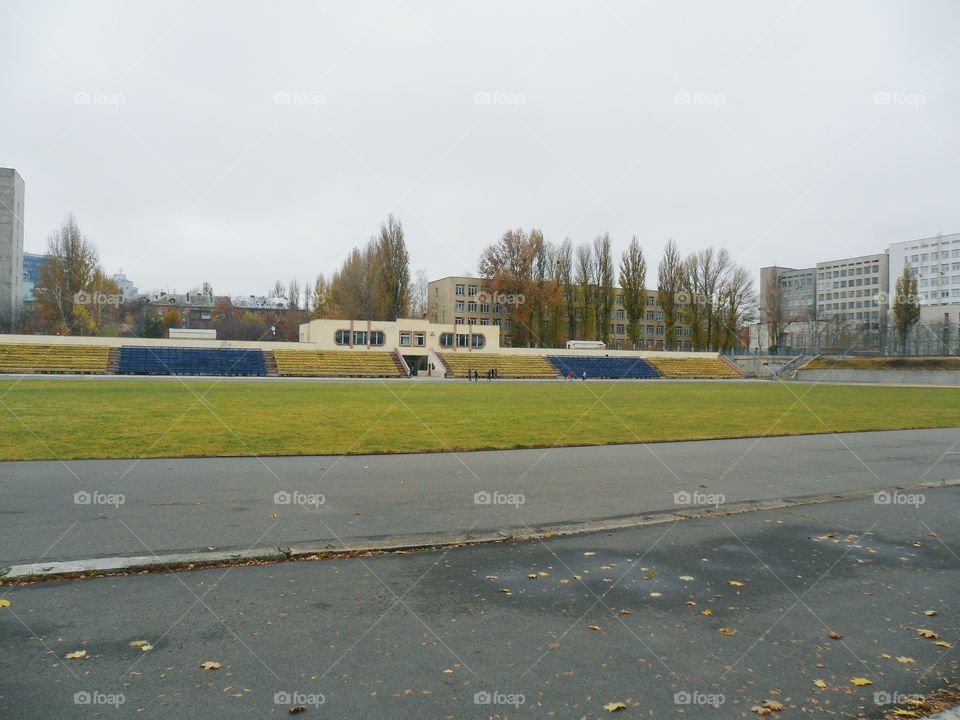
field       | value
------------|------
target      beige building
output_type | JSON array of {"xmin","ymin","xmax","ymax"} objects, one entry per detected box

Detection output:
[
  {"xmin": 299, "ymin": 317, "xmax": 502, "ymax": 373},
  {"xmin": 427, "ymin": 274, "xmax": 695, "ymax": 350}
]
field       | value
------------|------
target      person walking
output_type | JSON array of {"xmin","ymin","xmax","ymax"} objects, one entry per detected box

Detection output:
[{"xmin": 581, "ymin": 370, "xmax": 587, "ymax": 382}]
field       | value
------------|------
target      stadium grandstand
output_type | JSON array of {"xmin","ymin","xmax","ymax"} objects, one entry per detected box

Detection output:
[{"xmin": 0, "ymin": 318, "xmax": 746, "ymax": 380}]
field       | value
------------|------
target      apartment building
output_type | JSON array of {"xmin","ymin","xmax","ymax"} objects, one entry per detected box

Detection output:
[
  {"xmin": 888, "ymin": 232, "xmax": 960, "ymax": 306},
  {"xmin": 427, "ymin": 275, "xmax": 694, "ymax": 350},
  {"xmin": 814, "ymin": 252, "xmax": 888, "ymax": 330}
]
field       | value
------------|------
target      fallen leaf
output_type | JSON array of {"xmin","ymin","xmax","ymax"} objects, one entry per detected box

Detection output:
[
  {"xmin": 485, "ymin": 575, "xmax": 498, "ymax": 580},
  {"xmin": 751, "ymin": 705, "xmax": 773, "ymax": 715},
  {"xmin": 850, "ymin": 677, "xmax": 872, "ymax": 686},
  {"xmin": 649, "ymin": 592, "xmax": 662, "ymax": 598},
  {"xmin": 603, "ymin": 701, "xmax": 626, "ymax": 712},
  {"xmin": 896, "ymin": 656, "xmax": 916, "ymax": 664},
  {"xmin": 933, "ymin": 640, "xmax": 953, "ymax": 648},
  {"xmin": 499, "ymin": 588, "xmax": 511, "ymax": 594},
  {"xmin": 583, "ymin": 552, "xmax": 596, "ymax": 556},
  {"xmin": 288, "ymin": 706, "xmax": 307, "ymax": 715},
  {"xmin": 719, "ymin": 627, "xmax": 737, "ymax": 636},
  {"xmin": 0, "ymin": 599, "xmax": 10, "ymax": 608},
  {"xmin": 588, "ymin": 625, "xmax": 602, "ymax": 632},
  {"xmin": 813, "ymin": 679, "xmax": 827, "ymax": 688},
  {"xmin": 923, "ymin": 610, "xmax": 937, "ymax": 616},
  {"xmin": 528, "ymin": 574, "xmax": 538, "ymax": 579},
  {"xmin": 891, "ymin": 710, "xmax": 919, "ymax": 717},
  {"xmin": 727, "ymin": 580, "xmax": 745, "ymax": 587},
  {"xmin": 702, "ymin": 609, "xmax": 713, "ymax": 616},
  {"xmin": 679, "ymin": 575, "xmax": 694, "ymax": 581},
  {"xmin": 618, "ymin": 609, "xmax": 632, "ymax": 616},
  {"xmin": 130, "ymin": 640, "xmax": 150, "ymax": 648},
  {"xmin": 917, "ymin": 628, "xmax": 939, "ymax": 639},
  {"xmin": 764, "ymin": 700, "xmax": 784, "ymax": 711},
  {"xmin": 200, "ymin": 661, "xmax": 221, "ymax": 670},
  {"xmin": 828, "ymin": 630, "xmax": 843, "ymax": 640},
  {"xmin": 65, "ymin": 650, "xmax": 86, "ymax": 660}
]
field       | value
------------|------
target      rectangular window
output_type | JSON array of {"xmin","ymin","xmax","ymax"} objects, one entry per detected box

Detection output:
[
  {"xmin": 468, "ymin": 302, "xmax": 477, "ymax": 312},
  {"xmin": 468, "ymin": 285, "xmax": 478, "ymax": 296},
  {"xmin": 400, "ymin": 332, "xmax": 411, "ymax": 347},
  {"xmin": 415, "ymin": 332, "xmax": 425, "ymax": 346},
  {"xmin": 353, "ymin": 331, "xmax": 367, "ymax": 345},
  {"xmin": 455, "ymin": 284, "xmax": 465, "ymax": 296},
  {"xmin": 455, "ymin": 316, "xmax": 464, "ymax": 324},
  {"xmin": 480, "ymin": 303, "xmax": 490, "ymax": 313}
]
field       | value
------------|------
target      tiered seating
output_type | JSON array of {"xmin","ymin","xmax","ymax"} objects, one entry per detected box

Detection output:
[
  {"xmin": 0, "ymin": 344, "xmax": 110, "ymax": 374},
  {"xmin": 548, "ymin": 355, "xmax": 661, "ymax": 379},
  {"xmin": 274, "ymin": 350, "xmax": 404, "ymax": 378},
  {"xmin": 117, "ymin": 347, "xmax": 267, "ymax": 376},
  {"xmin": 646, "ymin": 356, "xmax": 742, "ymax": 379},
  {"xmin": 439, "ymin": 353, "xmax": 558, "ymax": 379}
]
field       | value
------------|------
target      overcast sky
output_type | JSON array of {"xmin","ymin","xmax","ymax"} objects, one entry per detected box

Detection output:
[{"xmin": 1, "ymin": 1, "xmax": 958, "ymax": 296}]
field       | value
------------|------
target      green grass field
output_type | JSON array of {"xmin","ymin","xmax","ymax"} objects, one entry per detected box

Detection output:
[{"xmin": 0, "ymin": 379, "xmax": 958, "ymax": 461}]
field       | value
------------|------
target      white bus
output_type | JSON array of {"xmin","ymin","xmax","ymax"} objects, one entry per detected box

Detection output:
[{"xmin": 565, "ymin": 340, "xmax": 606, "ymax": 350}]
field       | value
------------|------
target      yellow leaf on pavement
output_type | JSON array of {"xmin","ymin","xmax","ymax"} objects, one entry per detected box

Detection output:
[
  {"xmin": 851, "ymin": 677, "xmax": 872, "ymax": 686},
  {"xmin": 813, "ymin": 679, "xmax": 827, "ymax": 688},
  {"xmin": 65, "ymin": 650, "xmax": 86, "ymax": 660},
  {"xmin": 0, "ymin": 599, "xmax": 10, "ymax": 608},
  {"xmin": 603, "ymin": 701, "xmax": 626, "ymax": 712},
  {"xmin": 200, "ymin": 661, "xmax": 221, "ymax": 670}
]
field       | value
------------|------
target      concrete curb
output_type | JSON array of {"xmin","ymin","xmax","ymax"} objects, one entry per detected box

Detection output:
[{"xmin": 2, "ymin": 479, "xmax": 957, "ymax": 583}]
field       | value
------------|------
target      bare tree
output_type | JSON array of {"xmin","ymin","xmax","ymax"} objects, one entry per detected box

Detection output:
[
  {"xmin": 657, "ymin": 239, "xmax": 683, "ymax": 350},
  {"xmin": 409, "ymin": 269, "xmax": 429, "ymax": 318},
  {"xmin": 574, "ymin": 242, "xmax": 594, "ymax": 339},
  {"xmin": 619, "ymin": 236, "xmax": 647, "ymax": 347},
  {"xmin": 287, "ymin": 279, "xmax": 301, "ymax": 310}
]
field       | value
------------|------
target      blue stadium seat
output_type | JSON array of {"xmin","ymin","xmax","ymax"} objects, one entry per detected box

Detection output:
[
  {"xmin": 547, "ymin": 355, "xmax": 662, "ymax": 380},
  {"xmin": 117, "ymin": 347, "xmax": 267, "ymax": 376}
]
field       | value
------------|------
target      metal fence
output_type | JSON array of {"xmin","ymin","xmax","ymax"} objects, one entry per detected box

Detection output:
[{"xmin": 728, "ymin": 321, "xmax": 960, "ymax": 357}]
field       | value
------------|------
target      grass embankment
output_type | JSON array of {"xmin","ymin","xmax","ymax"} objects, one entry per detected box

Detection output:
[
  {"xmin": 805, "ymin": 356, "xmax": 960, "ymax": 371},
  {"xmin": 0, "ymin": 379, "xmax": 958, "ymax": 461}
]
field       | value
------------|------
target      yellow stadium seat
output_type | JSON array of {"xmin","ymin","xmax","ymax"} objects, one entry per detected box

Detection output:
[{"xmin": 0, "ymin": 344, "xmax": 111, "ymax": 374}]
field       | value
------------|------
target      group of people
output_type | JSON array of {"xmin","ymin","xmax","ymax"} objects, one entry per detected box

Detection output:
[{"xmin": 466, "ymin": 369, "xmax": 498, "ymax": 381}]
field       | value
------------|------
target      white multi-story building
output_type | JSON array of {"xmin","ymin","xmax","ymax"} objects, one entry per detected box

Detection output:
[
  {"xmin": 888, "ymin": 233, "xmax": 960, "ymax": 306},
  {"xmin": 814, "ymin": 252, "xmax": 889, "ymax": 330}
]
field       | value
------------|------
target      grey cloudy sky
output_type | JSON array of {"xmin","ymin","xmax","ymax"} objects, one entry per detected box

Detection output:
[{"xmin": 1, "ymin": 1, "xmax": 958, "ymax": 295}]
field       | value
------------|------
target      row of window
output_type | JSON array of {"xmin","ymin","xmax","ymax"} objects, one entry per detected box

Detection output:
[
  {"xmin": 820, "ymin": 276, "xmax": 880, "ymax": 290},
  {"xmin": 919, "ymin": 277, "xmax": 960, "ymax": 287},
  {"xmin": 334, "ymin": 330, "xmax": 387, "ymax": 346},
  {"xmin": 817, "ymin": 265, "xmax": 880, "ymax": 279},
  {"xmin": 439, "ymin": 333, "xmax": 486, "ymax": 348},
  {"xmin": 909, "ymin": 249, "xmax": 960, "ymax": 262}
]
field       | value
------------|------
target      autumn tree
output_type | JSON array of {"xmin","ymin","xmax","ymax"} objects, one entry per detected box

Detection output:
[
  {"xmin": 556, "ymin": 239, "xmax": 576, "ymax": 341},
  {"xmin": 479, "ymin": 227, "xmax": 549, "ymax": 346},
  {"xmin": 574, "ymin": 242, "xmax": 594, "ymax": 339},
  {"xmin": 374, "ymin": 214, "xmax": 411, "ymax": 320},
  {"xmin": 591, "ymin": 233, "xmax": 616, "ymax": 346},
  {"xmin": 893, "ymin": 265, "xmax": 920, "ymax": 354},
  {"xmin": 619, "ymin": 236, "xmax": 647, "ymax": 347},
  {"xmin": 657, "ymin": 239, "xmax": 683, "ymax": 349}
]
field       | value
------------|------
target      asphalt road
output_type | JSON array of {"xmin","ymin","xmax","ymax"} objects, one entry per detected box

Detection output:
[
  {"xmin": 1, "ymin": 428, "xmax": 958, "ymax": 566},
  {"xmin": 0, "ymin": 488, "xmax": 957, "ymax": 719}
]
